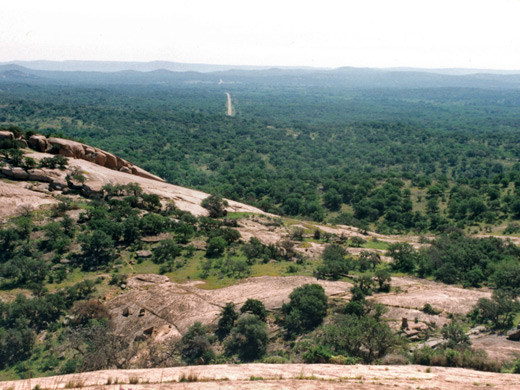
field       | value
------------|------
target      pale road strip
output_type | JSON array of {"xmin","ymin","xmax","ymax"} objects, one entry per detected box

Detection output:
[{"xmin": 226, "ymin": 92, "xmax": 233, "ymax": 116}]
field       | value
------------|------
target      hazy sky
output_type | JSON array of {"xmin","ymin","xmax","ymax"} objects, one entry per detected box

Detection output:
[{"xmin": 1, "ymin": 0, "xmax": 520, "ymax": 69}]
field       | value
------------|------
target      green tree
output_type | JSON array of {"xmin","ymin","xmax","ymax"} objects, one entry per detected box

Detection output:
[
  {"xmin": 79, "ymin": 230, "xmax": 115, "ymax": 268},
  {"xmin": 441, "ymin": 322, "xmax": 470, "ymax": 349},
  {"xmin": 240, "ymin": 299, "xmax": 267, "ymax": 321},
  {"xmin": 178, "ymin": 322, "xmax": 215, "ymax": 365},
  {"xmin": 387, "ymin": 242, "xmax": 417, "ymax": 272},
  {"xmin": 206, "ymin": 236, "xmax": 227, "ymax": 257},
  {"xmin": 216, "ymin": 303, "xmax": 238, "ymax": 340},
  {"xmin": 282, "ymin": 284, "xmax": 328, "ymax": 336},
  {"xmin": 201, "ymin": 194, "xmax": 228, "ymax": 218},
  {"xmin": 152, "ymin": 239, "xmax": 182, "ymax": 264},
  {"xmin": 323, "ymin": 188, "xmax": 342, "ymax": 211},
  {"xmin": 315, "ymin": 244, "xmax": 352, "ymax": 280},
  {"xmin": 472, "ymin": 290, "xmax": 520, "ymax": 330},
  {"xmin": 225, "ymin": 314, "xmax": 269, "ymax": 361}
]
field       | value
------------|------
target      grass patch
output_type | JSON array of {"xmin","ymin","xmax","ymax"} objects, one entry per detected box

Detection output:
[{"xmin": 361, "ymin": 240, "xmax": 390, "ymax": 250}]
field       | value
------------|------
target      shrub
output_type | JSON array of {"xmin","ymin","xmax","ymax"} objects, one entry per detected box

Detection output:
[
  {"xmin": 302, "ymin": 345, "xmax": 332, "ymax": 363},
  {"xmin": 39, "ymin": 155, "xmax": 68, "ymax": 170},
  {"xmin": 422, "ymin": 303, "xmax": 441, "ymax": 315},
  {"xmin": 201, "ymin": 194, "xmax": 228, "ymax": 218}
]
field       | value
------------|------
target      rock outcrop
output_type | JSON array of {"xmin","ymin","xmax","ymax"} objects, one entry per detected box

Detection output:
[
  {"xmin": 27, "ymin": 134, "xmax": 49, "ymax": 152},
  {"xmin": 0, "ymin": 131, "xmax": 15, "ymax": 141},
  {"xmin": 507, "ymin": 326, "xmax": 520, "ymax": 341},
  {"xmin": 26, "ymin": 134, "xmax": 165, "ymax": 183}
]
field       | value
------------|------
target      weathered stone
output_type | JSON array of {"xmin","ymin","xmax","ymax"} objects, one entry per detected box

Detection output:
[
  {"xmin": 136, "ymin": 250, "xmax": 153, "ymax": 258},
  {"xmin": 0, "ymin": 131, "xmax": 14, "ymax": 141},
  {"xmin": 104, "ymin": 152, "xmax": 118, "ymax": 170},
  {"xmin": 67, "ymin": 179, "xmax": 84, "ymax": 190},
  {"xmin": 190, "ymin": 241, "xmax": 207, "ymax": 250},
  {"xmin": 467, "ymin": 325, "xmax": 487, "ymax": 336},
  {"xmin": 84, "ymin": 147, "xmax": 96, "ymax": 162},
  {"xmin": 28, "ymin": 135, "xmax": 49, "ymax": 152},
  {"xmin": 128, "ymin": 274, "xmax": 170, "ymax": 288},
  {"xmin": 507, "ymin": 328, "xmax": 520, "ymax": 341},
  {"xmin": 81, "ymin": 180, "xmax": 104, "ymax": 198},
  {"xmin": 50, "ymin": 180, "xmax": 67, "ymax": 191},
  {"xmin": 116, "ymin": 156, "xmax": 127, "ymax": 170},
  {"xmin": 1, "ymin": 167, "xmax": 13, "ymax": 177},
  {"xmin": 93, "ymin": 150, "xmax": 107, "ymax": 166},
  {"xmin": 120, "ymin": 166, "xmax": 132, "ymax": 174},
  {"xmin": 47, "ymin": 138, "xmax": 86, "ymax": 159},
  {"xmin": 28, "ymin": 169, "xmax": 53, "ymax": 182},
  {"xmin": 11, "ymin": 167, "xmax": 29, "ymax": 180}
]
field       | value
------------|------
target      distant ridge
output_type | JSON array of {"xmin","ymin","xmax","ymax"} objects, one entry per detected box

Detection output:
[
  {"xmin": 0, "ymin": 60, "xmax": 326, "ymax": 73},
  {"xmin": 1, "ymin": 60, "xmax": 520, "ymax": 75},
  {"xmin": 1, "ymin": 63, "xmax": 520, "ymax": 89}
]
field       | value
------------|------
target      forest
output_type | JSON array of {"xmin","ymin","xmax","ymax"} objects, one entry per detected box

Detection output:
[
  {"xmin": 1, "ymin": 77, "xmax": 520, "ymax": 378},
  {"xmin": 2, "ymin": 82, "xmax": 520, "ymax": 234}
]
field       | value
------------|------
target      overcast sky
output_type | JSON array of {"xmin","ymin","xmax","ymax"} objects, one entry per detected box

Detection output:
[{"xmin": 1, "ymin": 0, "xmax": 520, "ymax": 69}]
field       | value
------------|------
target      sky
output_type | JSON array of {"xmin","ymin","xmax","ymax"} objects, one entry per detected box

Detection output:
[{"xmin": 1, "ymin": 0, "xmax": 520, "ymax": 69}]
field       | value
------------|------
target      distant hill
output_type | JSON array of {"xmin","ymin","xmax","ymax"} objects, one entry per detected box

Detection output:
[
  {"xmin": 1, "ymin": 63, "xmax": 520, "ymax": 89},
  {"xmin": 0, "ymin": 60, "xmax": 324, "ymax": 73}
]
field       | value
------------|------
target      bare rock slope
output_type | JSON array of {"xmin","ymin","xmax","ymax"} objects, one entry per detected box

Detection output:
[
  {"xmin": 0, "ymin": 132, "xmax": 266, "ymax": 218},
  {"xmin": 107, "ymin": 275, "xmax": 351, "ymax": 341},
  {"xmin": 2, "ymin": 364, "xmax": 520, "ymax": 390}
]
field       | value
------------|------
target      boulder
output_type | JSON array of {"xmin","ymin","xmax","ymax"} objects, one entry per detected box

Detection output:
[
  {"xmin": 11, "ymin": 167, "xmax": 29, "ymax": 180},
  {"xmin": 0, "ymin": 131, "xmax": 14, "ymax": 141},
  {"xmin": 104, "ymin": 152, "xmax": 118, "ymax": 170},
  {"xmin": 507, "ymin": 327, "xmax": 520, "ymax": 341},
  {"xmin": 120, "ymin": 166, "xmax": 132, "ymax": 174},
  {"xmin": 47, "ymin": 138, "xmax": 86, "ymax": 159},
  {"xmin": 1, "ymin": 167, "xmax": 13, "ymax": 177},
  {"xmin": 49, "ymin": 179, "xmax": 68, "ymax": 191},
  {"xmin": 421, "ymin": 338, "xmax": 444, "ymax": 349},
  {"xmin": 136, "ymin": 250, "xmax": 153, "ymax": 258},
  {"xmin": 67, "ymin": 179, "xmax": 84, "ymax": 190},
  {"xmin": 81, "ymin": 180, "xmax": 104, "ymax": 198},
  {"xmin": 116, "ymin": 156, "xmax": 127, "ymax": 170},
  {"xmin": 93, "ymin": 150, "xmax": 107, "ymax": 166},
  {"xmin": 84, "ymin": 147, "xmax": 97, "ymax": 162},
  {"xmin": 28, "ymin": 169, "xmax": 53, "ymax": 182},
  {"xmin": 28, "ymin": 135, "xmax": 50, "ymax": 152}
]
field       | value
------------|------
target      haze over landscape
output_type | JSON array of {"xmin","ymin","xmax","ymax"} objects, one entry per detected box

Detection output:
[
  {"xmin": 2, "ymin": 0, "xmax": 520, "ymax": 70},
  {"xmin": 1, "ymin": 1, "xmax": 520, "ymax": 390}
]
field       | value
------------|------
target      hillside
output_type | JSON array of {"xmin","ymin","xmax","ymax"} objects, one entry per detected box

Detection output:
[{"xmin": 1, "ymin": 130, "xmax": 520, "ymax": 384}]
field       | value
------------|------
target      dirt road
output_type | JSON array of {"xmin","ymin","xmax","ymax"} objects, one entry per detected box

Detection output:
[{"xmin": 226, "ymin": 92, "xmax": 233, "ymax": 116}]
